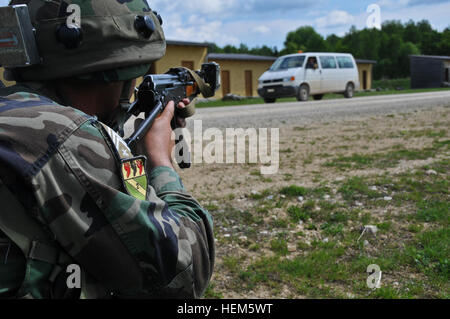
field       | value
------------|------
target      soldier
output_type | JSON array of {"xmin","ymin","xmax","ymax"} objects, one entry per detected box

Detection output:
[{"xmin": 0, "ymin": 0, "xmax": 214, "ymax": 299}]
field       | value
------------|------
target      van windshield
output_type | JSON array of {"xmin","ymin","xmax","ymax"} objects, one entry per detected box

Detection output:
[{"xmin": 270, "ymin": 56, "xmax": 306, "ymax": 71}]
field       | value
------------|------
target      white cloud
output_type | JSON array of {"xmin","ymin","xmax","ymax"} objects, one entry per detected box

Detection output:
[
  {"xmin": 2, "ymin": 0, "xmax": 447, "ymax": 50},
  {"xmin": 220, "ymin": 18, "xmax": 315, "ymax": 47},
  {"xmin": 176, "ymin": 0, "xmax": 236, "ymax": 15},
  {"xmin": 379, "ymin": 1, "xmax": 450, "ymax": 29},
  {"xmin": 377, "ymin": 0, "xmax": 410, "ymax": 8},
  {"xmin": 254, "ymin": 25, "xmax": 271, "ymax": 35},
  {"xmin": 166, "ymin": 15, "xmax": 240, "ymax": 46},
  {"xmin": 315, "ymin": 10, "xmax": 355, "ymax": 29},
  {"xmin": 152, "ymin": 0, "xmax": 318, "ymax": 17}
]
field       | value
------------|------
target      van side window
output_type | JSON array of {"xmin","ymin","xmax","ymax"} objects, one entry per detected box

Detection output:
[
  {"xmin": 320, "ymin": 56, "xmax": 337, "ymax": 69},
  {"xmin": 336, "ymin": 57, "xmax": 355, "ymax": 69},
  {"xmin": 306, "ymin": 57, "xmax": 318, "ymax": 69}
]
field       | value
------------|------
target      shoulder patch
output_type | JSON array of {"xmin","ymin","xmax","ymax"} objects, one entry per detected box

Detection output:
[
  {"xmin": 120, "ymin": 156, "xmax": 148, "ymax": 201},
  {"xmin": 99, "ymin": 122, "xmax": 149, "ymax": 201}
]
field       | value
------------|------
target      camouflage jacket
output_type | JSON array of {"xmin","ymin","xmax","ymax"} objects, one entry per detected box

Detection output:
[{"xmin": 0, "ymin": 85, "xmax": 214, "ymax": 299}]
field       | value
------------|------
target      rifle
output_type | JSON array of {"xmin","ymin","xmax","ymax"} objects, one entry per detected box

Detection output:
[{"xmin": 110, "ymin": 62, "xmax": 221, "ymax": 169}]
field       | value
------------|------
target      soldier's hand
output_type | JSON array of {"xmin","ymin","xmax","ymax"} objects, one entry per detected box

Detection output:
[
  {"xmin": 175, "ymin": 98, "xmax": 190, "ymax": 129},
  {"xmin": 138, "ymin": 99, "xmax": 190, "ymax": 169}
]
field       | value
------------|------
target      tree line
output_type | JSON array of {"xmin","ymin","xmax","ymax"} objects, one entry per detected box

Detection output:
[{"xmin": 210, "ymin": 20, "xmax": 450, "ymax": 80}]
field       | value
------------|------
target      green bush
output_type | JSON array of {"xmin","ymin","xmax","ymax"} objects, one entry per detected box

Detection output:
[{"xmin": 280, "ymin": 185, "xmax": 308, "ymax": 197}]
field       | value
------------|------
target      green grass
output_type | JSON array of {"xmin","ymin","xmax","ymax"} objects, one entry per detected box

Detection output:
[
  {"xmin": 204, "ymin": 203, "xmax": 219, "ymax": 211},
  {"xmin": 324, "ymin": 145, "xmax": 446, "ymax": 171},
  {"xmin": 320, "ymin": 222, "xmax": 345, "ymax": 236},
  {"xmin": 389, "ymin": 129, "xmax": 447, "ymax": 139},
  {"xmin": 280, "ymin": 184, "xmax": 331, "ymax": 198},
  {"xmin": 209, "ymin": 138, "xmax": 449, "ymax": 298},
  {"xmin": 376, "ymin": 221, "xmax": 393, "ymax": 232},
  {"xmin": 280, "ymin": 185, "xmax": 308, "ymax": 197},
  {"xmin": 405, "ymin": 228, "xmax": 449, "ymax": 282},
  {"xmin": 196, "ymin": 97, "xmax": 296, "ymax": 108},
  {"xmin": 287, "ymin": 202, "xmax": 314, "ymax": 223},
  {"xmin": 239, "ymin": 241, "xmax": 348, "ymax": 296},
  {"xmin": 415, "ymin": 200, "xmax": 449, "ymax": 224},
  {"xmin": 270, "ymin": 236, "xmax": 289, "ymax": 256},
  {"xmin": 248, "ymin": 188, "xmax": 272, "ymax": 200},
  {"xmin": 372, "ymin": 77, "xmax": 411, "ymax": 90},
  {"xmin": 204, "ymin": 283, "xmax": 224, "ymax": 299},
  {"xmin": 323, "ymin": 139, "xmax": 450, "ymax": 170},
  {"xmin": 335, "ymin": 159, "xmax": 449, "ymax": 210},
  {"xmin": 338, "ymin": 176, "xmax": 383, "ymax": 202}
]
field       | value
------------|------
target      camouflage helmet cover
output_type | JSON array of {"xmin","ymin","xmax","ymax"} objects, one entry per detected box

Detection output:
[{"xmin": 9, "ymin": 0, "xmax": 166, "ymax": 81}]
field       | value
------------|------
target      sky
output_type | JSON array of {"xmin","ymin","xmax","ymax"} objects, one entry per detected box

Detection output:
[{"xmin": 1, "ymin": 0, "xmax": 449, "ymax": 49}]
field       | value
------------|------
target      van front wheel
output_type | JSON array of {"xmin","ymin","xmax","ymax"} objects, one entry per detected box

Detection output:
[
  {"xmin": 297, "ymin": 84, "xmax": 309, "ymax": 102},
  {"xmin": 344, "ymin": 83, "xmax": 355, "ymax": 98}
]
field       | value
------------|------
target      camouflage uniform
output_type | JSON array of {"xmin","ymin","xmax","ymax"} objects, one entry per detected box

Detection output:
[
  {"xmin": 0, "ymin": 0, "xmax": 215, "ymax": 299},
  {"xmin": 0, "ymin": 85, "xmax": 215, "ymax": 299}
]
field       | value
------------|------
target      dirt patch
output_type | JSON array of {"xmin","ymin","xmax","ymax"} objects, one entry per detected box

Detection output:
[{"xmin": 179, "ymin": 106, "xmax": 449, "ymax": 200}]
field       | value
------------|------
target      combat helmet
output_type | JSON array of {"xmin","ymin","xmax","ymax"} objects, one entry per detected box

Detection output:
[{"xmin": 7, "ymin": 0, "xmax": 166, "ymax": 83}]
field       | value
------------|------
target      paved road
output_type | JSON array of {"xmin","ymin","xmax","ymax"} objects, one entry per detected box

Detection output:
[
  {"xmin": 189, "ymin": 91, "xmax": 450, "ymax": 129},
  {"xmin": 124, "ymin": 91, "xmax": 450, "ymax": 135}
]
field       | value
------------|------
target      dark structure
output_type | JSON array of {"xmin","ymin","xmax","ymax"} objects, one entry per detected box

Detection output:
[{"xmin": 410, "ymin": 55, "xmax": 450, "ymax": 89}]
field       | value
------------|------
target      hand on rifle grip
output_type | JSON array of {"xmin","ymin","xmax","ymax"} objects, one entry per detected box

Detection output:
[{"xmin": 133, "ymin": 99, "xmax": 191, "ymax": 170}]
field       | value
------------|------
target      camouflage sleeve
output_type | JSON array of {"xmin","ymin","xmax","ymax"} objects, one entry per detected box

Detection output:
[
  {"xmin": 149, "ymin": 166, "xmax": 210, "ymax": 218},
  {"xmin": 33, "ymin": 120, "xmax": 214, "ymax": 298},
  {"xmin": 148, "ymin": 166, "xmax": 215, "ymax": 293}
]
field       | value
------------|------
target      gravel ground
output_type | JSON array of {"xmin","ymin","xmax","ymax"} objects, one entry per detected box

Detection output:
[{"xmin": 187, "ymin": 91, "xmax": 450, "ymax": 130}]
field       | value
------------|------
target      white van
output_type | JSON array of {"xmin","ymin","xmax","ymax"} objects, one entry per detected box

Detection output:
[{"xmin": 258, "ymin": 52, "xmax": 360, "ymax": 103}]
